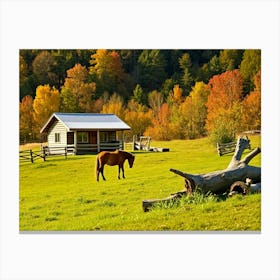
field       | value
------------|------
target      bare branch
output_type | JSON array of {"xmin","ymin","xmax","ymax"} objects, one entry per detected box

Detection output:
[{"xmin": 241, "ymin": 147, "xmax": 261, "ymax": 165}]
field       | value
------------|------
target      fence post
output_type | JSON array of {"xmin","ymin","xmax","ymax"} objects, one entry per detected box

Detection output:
[
  {"xmin": 65, "ymin": 147, "xmax": 67, "ymax": 159},
  {"xmin": 30, "ymin": 149, "xmax": 34, "ymax": 163},
  {"xmin": 216, "ymin": 143, "xmax": 221, "ymax": 156},
  {"xmin": 42, "ymin": 147, "xmax": 46, "ymax": 161}
]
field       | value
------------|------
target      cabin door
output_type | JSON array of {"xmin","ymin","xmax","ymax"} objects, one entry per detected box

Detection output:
[
  {"xmin": 89, "ymin": 131, "xmax": 97, "ymax": 144},
  {"xmin": 67, "ymin": 132, "xmax": 74, "ymax": 145}
]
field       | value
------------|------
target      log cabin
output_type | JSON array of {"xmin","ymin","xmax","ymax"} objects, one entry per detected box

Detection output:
[{"xmin": 40, "ymin": 113, "xmax": 130, "ymax": 154}]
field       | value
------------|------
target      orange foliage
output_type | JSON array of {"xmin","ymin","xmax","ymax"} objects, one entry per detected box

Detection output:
[
  {"xmin": 171, "ymin": 84, "xmax": 183, "ymax": 104},
  {"xmin": 90, "ymin": 49, "xmax": 124, "ymax": 81},
  {"xmin": 241, "ymin": 70, "xmax": 261, "ymax": 130},
  {"xmin": 109, "ymin": 51, "xmax": 125, "ymax": 81},
  {"xmin": 206, "ymin": 70, "xmax": 243, "ymax": 133},
  {"xmin": 145, "ymin": 103, "xmax": 173, "ymax": 140}
]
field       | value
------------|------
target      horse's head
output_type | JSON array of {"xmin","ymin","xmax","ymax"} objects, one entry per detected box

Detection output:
[{"xmin": 128, "ymin": 154, "xmax": 135, "ymax": 168}]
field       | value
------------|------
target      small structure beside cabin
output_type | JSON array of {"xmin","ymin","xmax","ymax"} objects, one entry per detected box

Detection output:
[
  {"xmin": 133, "ymin": 135, "xmax": 170, "ymax": 152},
  {"xmin": 40, "ymin": 113, "xmax": 130, "ymax": 154}
]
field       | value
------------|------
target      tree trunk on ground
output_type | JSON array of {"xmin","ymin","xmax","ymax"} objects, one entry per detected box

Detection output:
[
  {"xmin": 170, "ymin": 137, "xmax": 261, "ymax": 194},
  {"xmin": 142, "ymin": 137, "xmax": 261, "ymax": 212}
]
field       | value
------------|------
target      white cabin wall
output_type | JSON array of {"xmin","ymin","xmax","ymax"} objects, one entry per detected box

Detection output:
[{"xmin": 48, "ymin": 120, "xmax": 67, "ymax": 147}]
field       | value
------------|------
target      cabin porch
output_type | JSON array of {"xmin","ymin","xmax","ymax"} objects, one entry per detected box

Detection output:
[{"xmin": 67, "ymin": 130, "xmax": 125, "ymax": 154}]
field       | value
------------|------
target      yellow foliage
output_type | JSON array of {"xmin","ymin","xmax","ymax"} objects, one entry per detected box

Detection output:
[
  {"xmin": 125, "ymin": 100, "xmax": 153, "ymax": 138},
  {"xmin": 101, "ymin": 93, "xmax": 125, "ymax": 120},
  {"xmin": 33, "ymin": 85, "xmax": 59, "ymax": 130},
  {"xmin": 20, "ymin": 95, "xmax": 34, "ymax": 139},
  {"xmin": 61, "ymin": 64, "xmax": 96, "ymax": 112}
]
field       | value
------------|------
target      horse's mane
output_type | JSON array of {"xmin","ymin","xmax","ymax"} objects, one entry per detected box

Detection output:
[{"xmin": 119, "ymin": 150, "xmax": 134, "ymax": 158}]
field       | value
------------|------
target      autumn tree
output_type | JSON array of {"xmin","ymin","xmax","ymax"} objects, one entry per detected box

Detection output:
[
  {"xmin": 179, "ymin": 82, "xmax": 210, "ymax": 139},
  {"xmin": 132, "ymin": 84, "xmax": 146, "ymax": 105},
  {"xmin": 101, "ymin": 93, "xmax": 125, "ymax": 120},
  {"xmin": 89, "ymin": 49, "xmax": 126, "ymax": 97},
  {"xmin": 32, "ymin": 51, "xmax": 57, "ymax": 86},
  {"xmin": 240, "ymin": 49, "xmax": 261, "ymax": 94},
  {"xmin": 206, "ymin": 70, "xmax": 244, "ymax": 143},
  {"xmin": 241, "ymin": 70, "xmax": 261, "ymax": 131},
  {"xmin": 169, "ymin": 84, "xmax": 183, "ymax": 104},
  {"xmin": 145, "ymin": 103, "xmax": 173, "ymax": 140},
  {"xmin": 161, "ymin": 78, "xmax": 178, "ymax": 100},
  {"xmin": 166, "ymin": 84, "xmax": 184, "ymax": 138},
  {"xmin": 20, "ymin": 55, "xmax": 28, "ymax": 86},
  {"xmin": 33, "ymin": 85, "xmax": 60, "ymax": 135},
  {"xmin": 148, "ymin": 90, "xmax": 164, "ymax": 117},
  {"xmin": 20, "ymin": 95, "xmax": 35, "ymax": 142},
  {"xmin": 124, "ymin": 100, "xmax": 153, "ymax": 139},
  {"xmin": 50, "ymin": 49, "xmax": 93, "ymax": 89},
  {"xmin": 60, "ymin": 63, "xmax": 96, "ymax": 112}
]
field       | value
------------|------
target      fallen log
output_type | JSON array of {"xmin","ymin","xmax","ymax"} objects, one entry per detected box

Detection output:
[
  {"xmin": 142, "ymin": 190, "xmax": 187, "ymax": 212},
  {"xmin": 170, "ymin": 137, "xmax": 261, "ymax": 194},
  {"xmin": 142, "ymin": 137, "xmax": 261, "ymax": 211}
]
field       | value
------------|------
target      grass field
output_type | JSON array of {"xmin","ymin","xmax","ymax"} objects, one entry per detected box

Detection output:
[{"xmin": 19, "ymin": 136, "xmax": 261, "ymax": 231}]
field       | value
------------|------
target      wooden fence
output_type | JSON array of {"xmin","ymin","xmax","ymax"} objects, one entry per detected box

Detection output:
[
  {"xmin": 19, "ymin": 150, "xmax": 46, "ymax": 163},
  {"xmin": 42, "ymin": 146, "xmax": 75, "ymax": 158},
  {"xmin": 20, "ymin": 142, "xmax": 131, "ymax": 163},
  {"xmin": 20, "ymin": 146, "xmax": 74, "ymax": 163},
  {"xmin": 216, "ymin": 139, "xmax": 251, "ymax": 156}
]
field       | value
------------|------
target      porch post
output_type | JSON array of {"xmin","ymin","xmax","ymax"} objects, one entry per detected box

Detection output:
[
  {"xmin": 74, "ymin": 131, "xmax": 77, "ymax": 155},
  {"xmin": 97, "ymin": 130, "xmax": 100, "ymax": 152},
  {"xmin": 122, "ymin": 131, "xmax": 124, "ymax": 150}
]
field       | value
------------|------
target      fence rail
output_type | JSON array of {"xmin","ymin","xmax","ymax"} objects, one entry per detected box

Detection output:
[
  {"xmin": 42, "ymin": 146, "xmax": 75, "ymax": 158},
  {"xmin": 216, "ymin": 138, "xmax": 251, "ymax": 156},
  {"xmin": 20, "ymin": 142, "xmax": 127, "ymax": 163},
  {"xmin": 19, "ymin": 150, "xmax": 46, "ymax": 163}
]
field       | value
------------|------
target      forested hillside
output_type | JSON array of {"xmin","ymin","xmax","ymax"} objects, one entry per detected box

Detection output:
[{"xmin": 20, "ymin": 49, "xmax": 261, "ymax": 143}]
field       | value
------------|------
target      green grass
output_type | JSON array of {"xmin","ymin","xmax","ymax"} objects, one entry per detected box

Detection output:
[{"xmin": 19, "ymin": 136, "xmax": 261, "ymax": 231}]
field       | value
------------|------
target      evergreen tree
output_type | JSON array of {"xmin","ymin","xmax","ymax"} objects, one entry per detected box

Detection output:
[{"xmin": 137, "ymin": 50, "xmax": 167, "ymax": 93}]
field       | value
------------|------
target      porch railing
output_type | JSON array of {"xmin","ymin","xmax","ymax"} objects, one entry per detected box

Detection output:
[{"xmin": 42, "ymin": 141, "xmax": 123, "ymax": 155}]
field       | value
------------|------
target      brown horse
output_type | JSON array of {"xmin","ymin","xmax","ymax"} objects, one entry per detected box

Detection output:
[{"xmin": 95, "ymin": 150, "xmax": 135, "ymax": 181}]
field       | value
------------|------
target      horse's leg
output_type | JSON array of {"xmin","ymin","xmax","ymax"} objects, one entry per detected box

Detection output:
[
  {"xmin": 96, "ymin": 157, "xmax": 100, "ymax": 182},
  {"xmin": 101, "ymin": 165, "xmax": 106, "ymax": 181},
  {"xmin": 118, "ymin": 165, "xmax": 121, "ymax": 179},
  {"xmin": 121, "ymin": 163, "xmax": 125, "ymax": 179}
]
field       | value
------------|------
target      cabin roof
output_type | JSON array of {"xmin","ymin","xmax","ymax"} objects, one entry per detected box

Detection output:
[{"xmin": 40, "ymin": 113, "xmax": 131, "ymax": 133}]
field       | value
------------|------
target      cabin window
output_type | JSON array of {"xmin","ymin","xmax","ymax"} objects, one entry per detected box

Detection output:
[
  {"xmin": 55, "ymin": 133, "xmax": 60, "ymax": 143},
  {"xmin": 77, "ymin": 132, "xmax": 89, "ymax": 143},
  {"xmin": 100, "ymin": 131, "xmax": 116, "ymax": 142}
]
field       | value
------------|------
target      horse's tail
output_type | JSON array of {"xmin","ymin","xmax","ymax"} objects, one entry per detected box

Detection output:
[{"xmin": 95, "ymin": 154, "xmax": 100, "ymax": 181}]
